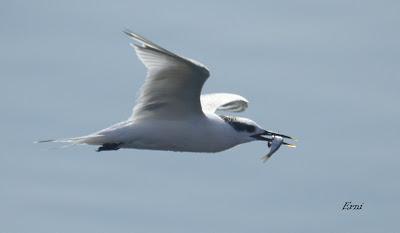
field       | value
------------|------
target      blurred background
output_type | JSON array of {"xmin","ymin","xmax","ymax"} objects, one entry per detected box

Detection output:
[{"xmin": 1, "ymin": 0, "xmax": 399, "ymax": 232}]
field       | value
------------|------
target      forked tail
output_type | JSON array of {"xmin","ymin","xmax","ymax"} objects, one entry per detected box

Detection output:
[{"xmin": 35, "ymin": 135, "xmax": 104, "ymax": 145}]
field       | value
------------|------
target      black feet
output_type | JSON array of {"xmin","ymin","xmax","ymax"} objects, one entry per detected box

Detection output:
[{"xmin": 96, "ymin": 143, "xmax": 122, "ymax": 152}]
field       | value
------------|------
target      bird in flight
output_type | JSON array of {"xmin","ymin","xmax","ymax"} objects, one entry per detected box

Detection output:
[{"xmin": 39, "ymin": 30, "xmax": 296, "ymax": 161}]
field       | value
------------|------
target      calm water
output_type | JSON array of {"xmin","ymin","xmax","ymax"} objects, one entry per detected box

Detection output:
[{"xmin": 1, "ymin": 0, "xmax": 399, "ymax": 232}]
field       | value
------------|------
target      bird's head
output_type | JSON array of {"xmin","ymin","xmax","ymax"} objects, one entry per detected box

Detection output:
[
  {"xmin": 219, "ymin": 115, "xmax": 296, "ymax": 150},
  {"xmin": 219, "ymin": 115, "xmax": 265, "ymax": 142}
]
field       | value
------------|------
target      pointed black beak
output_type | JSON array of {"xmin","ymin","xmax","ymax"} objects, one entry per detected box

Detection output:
[
  {"xmin": 262, "ymin": 130, "xmax": 293, "ymax": 140},
  {"xmin": 251, "ymin": 130, "xmax": 294, "ymax": 141},
  {"xmin": 251, "ymin": 133, "xmax": 271, "ymax": 141}
]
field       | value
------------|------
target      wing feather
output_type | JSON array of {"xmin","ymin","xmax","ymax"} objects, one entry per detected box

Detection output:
[
  {"xmin": 201, "ymin": 93, "xmax": 249, "ymax": 113},
  {"xmin": 124, "ymin": 30, "xmax": 210, "ymax": 121}
]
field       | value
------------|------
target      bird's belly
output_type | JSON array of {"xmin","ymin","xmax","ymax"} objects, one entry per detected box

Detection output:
[
  {"xmin": 118, "ymin": 120, "xmax": 237, "ymax": 153},
  {"xmin": 121, "ymin": 134, "xmax": 234, "ymax": 153}
]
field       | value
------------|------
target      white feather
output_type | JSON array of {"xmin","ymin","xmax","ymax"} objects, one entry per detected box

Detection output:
[
  {"xmin": 201, "ymin": 93, "xmax": 249, "ymax": 113},
  {"xmin": 124, "ymin": 30, "xmax": 210, "ymax": 121}
]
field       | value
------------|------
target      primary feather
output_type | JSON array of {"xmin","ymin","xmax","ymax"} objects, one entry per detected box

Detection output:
[{"xmin": 124, "ymin": 30, "xmax": 210, "ymax": 121}]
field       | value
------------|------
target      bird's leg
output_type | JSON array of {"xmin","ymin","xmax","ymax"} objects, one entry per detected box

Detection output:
[{"xmin": 96, "ymin": 142, "xmax": 122, "ymax": 152}]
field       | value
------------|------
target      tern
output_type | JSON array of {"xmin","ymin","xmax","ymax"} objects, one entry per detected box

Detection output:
[{"xmin": 39, "ymin": 30, "xmax": 296, "ymax": 160}]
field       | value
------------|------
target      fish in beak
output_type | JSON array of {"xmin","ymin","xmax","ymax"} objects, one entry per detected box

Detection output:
[{"xmin": 251, "ymin": 130, "xmax": 296, "ymax": 162}]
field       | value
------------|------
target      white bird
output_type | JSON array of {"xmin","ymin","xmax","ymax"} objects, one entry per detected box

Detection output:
[{"xmin": 39, "ymin": 30, "xmax": 296, "ymax": 160}]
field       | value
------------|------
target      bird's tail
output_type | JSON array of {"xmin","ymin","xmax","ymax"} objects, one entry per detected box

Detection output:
[{"xmin": 35, "ymin": 134, "xmax": 104, "ymax": 145}]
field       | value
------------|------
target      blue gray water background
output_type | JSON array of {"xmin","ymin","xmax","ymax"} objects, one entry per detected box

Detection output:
[{"xmin": 1, "ymin": 0, "xmax": 399, "ymax": 232}]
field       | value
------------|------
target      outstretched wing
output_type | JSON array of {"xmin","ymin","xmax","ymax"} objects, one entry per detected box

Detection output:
[
  {"xmin": 124, "ymin": 30, "xmax": 210, "ymax": 121},
  {"xmin": 201, "ymin": 93, "xmax": 249, "ymax": 113}
]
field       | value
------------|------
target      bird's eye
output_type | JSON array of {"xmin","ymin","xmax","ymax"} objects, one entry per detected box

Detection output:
[{"xmin": 246, "ymin": 125, "xmax": 256, "ymax": 133}]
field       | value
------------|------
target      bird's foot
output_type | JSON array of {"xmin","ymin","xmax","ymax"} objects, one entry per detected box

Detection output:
[{"xmin": 96, "ymin": 143, "xmax": 122, "ymax": 152}]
